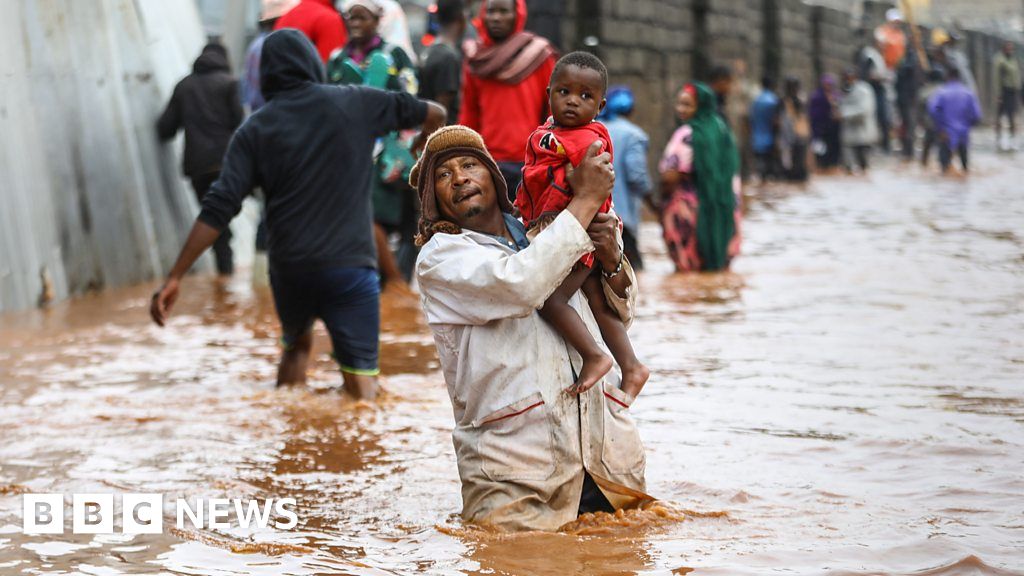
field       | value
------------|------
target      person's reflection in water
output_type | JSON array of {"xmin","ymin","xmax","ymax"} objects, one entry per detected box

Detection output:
[
  {"xmin": 244, "ymin": 389, "xmax": 387, "ymax": 537},
  {"xmin": 465, "ymin": 529, "xmax": 654, "ymax": 576}
]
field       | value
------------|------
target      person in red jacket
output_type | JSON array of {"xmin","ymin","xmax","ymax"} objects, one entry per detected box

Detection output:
[
  {"xmin": 459, "ymin": 0, "xmax": 556, "ymax": 199},
  {"xmin": 274, "ymin": 0, "xmax": 347, "ymax": 63}
]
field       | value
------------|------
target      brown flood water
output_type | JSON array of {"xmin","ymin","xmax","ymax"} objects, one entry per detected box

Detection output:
[{"xmin": 1, "ymin": 149, "xmax": 1023, "ymax": 575}]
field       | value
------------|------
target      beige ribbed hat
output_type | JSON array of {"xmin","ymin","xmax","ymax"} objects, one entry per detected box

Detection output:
[{"xmin": 411, "ymin": 125, "xmax": 514, "ymax": 245}]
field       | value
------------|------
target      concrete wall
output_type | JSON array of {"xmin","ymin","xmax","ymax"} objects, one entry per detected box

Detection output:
[
  {"xmin": 811, "ymin": 4, "xmax": 857, "ymax": 81},
  {"xmin": 1, "ymin": 0, "xmax": 207, "ymax": 312},
  {"xmin": 525, "ymin": 0, "xmax": 1022, "ymax": 171},
  {"xmin": 525, "ymin": 0, "xmax": 567, "ymax": 50},
  {"xmin": 593, "ymin": 0, "xmax": 694, "ymax": 160},
  {"xmin": 702, "ymin": 0, "xmax": 763, "ymax": 80},
  {"xmin": 778, "ymin": 0, "xmax": 815, "ymax": 88}
]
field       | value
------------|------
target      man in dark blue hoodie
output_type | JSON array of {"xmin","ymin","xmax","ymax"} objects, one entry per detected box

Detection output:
[{"xmin": 150, "ymin": 29, "xmax": 446, "ymax": 400}]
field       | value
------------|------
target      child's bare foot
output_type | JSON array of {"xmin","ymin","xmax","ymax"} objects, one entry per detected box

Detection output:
[
  {"xmin": 620, "ymin": 362, "xmax": 650, "ymax": 399},
  {"xmin": 569, "ymin": 352, "xmax": 613, "ymax": 395}
]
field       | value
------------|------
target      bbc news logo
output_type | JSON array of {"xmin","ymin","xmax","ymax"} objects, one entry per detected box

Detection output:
[{"xmin": 22, "ymin": 494, "xmax": 298, "ymax": 534}]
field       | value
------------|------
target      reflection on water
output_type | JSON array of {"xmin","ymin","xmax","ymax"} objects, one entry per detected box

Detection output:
[
  {"xmin": 1, "ymin": 152, "xmax": 1023, "ymax": 575},
  {"xmin": 465, "ymin": 529, "xmax": 655, "ymax": 576}
]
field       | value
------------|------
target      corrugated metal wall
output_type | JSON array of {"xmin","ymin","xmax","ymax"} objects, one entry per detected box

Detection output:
[{"xmin": 0, "ymin": 0, "xmax": 207, "ymax": 313}]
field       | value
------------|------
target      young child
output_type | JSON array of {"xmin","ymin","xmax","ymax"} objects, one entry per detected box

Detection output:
[{"xmin": 516, "ymin": 51, "xmax": 649, "ymax": 395}]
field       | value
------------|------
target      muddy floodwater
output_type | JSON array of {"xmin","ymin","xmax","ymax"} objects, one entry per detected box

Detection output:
[{"xmin": 1, "ymin": 150, "xmax": 1023, "ymax": 575}]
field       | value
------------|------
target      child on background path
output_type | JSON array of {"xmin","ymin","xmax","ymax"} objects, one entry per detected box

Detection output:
[{"xmin": 516, "ymin": 51, "xmax": 649, "ymax": 395}]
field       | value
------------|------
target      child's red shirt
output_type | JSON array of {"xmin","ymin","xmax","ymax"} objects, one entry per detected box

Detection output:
[{"xmin": 516, "ymin": 119, "xmax": 614, "ymax": 267}]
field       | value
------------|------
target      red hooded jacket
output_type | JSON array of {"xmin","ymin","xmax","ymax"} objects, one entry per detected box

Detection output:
[
  {"xmin": 458, "ymin": 0, "xmax": 557, "ymax": 164},
  {"xmin": 274, "ymin": 0, "xmax": 347, "ymax": 63},
  {"xmin": 517, "ymin": 118, "xmax": 613, "ymax": 269}
]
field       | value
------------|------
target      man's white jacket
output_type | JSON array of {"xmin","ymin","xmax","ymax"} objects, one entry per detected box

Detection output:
[{"xmin": 416, "ymin": 211, "xmax": 649, "ymax": 531}]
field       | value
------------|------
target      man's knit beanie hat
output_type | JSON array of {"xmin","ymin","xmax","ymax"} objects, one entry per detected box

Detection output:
[{"xmin": 410, "ymin": 125, "xmax": 515, "ymax": 246}]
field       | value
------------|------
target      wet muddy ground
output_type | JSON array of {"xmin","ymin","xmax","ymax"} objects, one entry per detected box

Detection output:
[{"xmin": 1, "ymin": 149, "xmax": 1022, "ymax": 575}]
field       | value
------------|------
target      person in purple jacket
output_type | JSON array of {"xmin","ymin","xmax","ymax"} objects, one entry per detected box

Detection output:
[{"xmin": 928, "ymin": 67, "xmax": 981, "ymax": 174}]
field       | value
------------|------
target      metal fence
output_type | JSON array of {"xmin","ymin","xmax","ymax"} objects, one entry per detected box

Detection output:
[{"xmin": 1, "ymin": 0, "xmax": 207, "ymax": 312}]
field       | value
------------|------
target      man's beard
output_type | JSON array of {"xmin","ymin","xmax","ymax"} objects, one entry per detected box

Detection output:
[{"xmin": 463, "ymin": 206, "xmax": 484, "ymax": 219}]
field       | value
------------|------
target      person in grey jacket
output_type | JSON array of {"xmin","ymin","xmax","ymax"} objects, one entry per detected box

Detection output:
[{"xmin": 839, "ymin": 68, "xmax": 879, "ymax": 173}]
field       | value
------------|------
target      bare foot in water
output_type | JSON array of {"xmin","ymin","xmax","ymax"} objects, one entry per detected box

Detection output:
[
  {"xmin": 569, "ymin": 351, "xmax": 614, "ymax": 395},
  {"xmin": 620, "ymin": 362, "xmax": 651, "ymax": 399}
]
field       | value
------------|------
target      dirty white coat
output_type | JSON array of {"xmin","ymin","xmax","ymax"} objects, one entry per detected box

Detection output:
[{"xmin": 416, "ymin": 212, "xmax": 648, "ymax": 531}]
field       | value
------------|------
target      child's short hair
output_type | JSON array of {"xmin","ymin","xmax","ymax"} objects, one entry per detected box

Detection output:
[{"xmin": 551, "ymin": 51, "xmax": 608, "ymax": 94}]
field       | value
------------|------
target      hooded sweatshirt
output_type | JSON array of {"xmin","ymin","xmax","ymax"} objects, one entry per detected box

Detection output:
[
  {"xmin": 458, "ymin": 0, "xmax": 557, "ymax": 163},
  {"xmin": 197, "ymin": 29, "xmax": 427, "ymax": 272},
  {"xmin": 158, "ymin": 44, "xmax": 244, "ymax": 178}
]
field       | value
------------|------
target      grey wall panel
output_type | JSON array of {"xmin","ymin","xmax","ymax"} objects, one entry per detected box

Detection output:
[{"xmin": 0, "ymin": 0, "xmax": 206, "ymax": 313}]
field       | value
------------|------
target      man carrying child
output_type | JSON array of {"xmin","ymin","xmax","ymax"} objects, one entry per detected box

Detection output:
[{"xmin": 412, "ymin": 52, "xmax": 650, "ymax": 531}]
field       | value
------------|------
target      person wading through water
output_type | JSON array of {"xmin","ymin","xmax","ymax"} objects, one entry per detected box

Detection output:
[
  {"xmin": 412, "ymin": 125, "xmax": 650, "ymax": 530},
  {"xmin": 150, "ymin": 29, "xmax": 445, "ymax": 400},
  {"xmin": 658, "ymin": 83, "xmax": 742, "ymax": 272},
  {"xmin": 158, "ymin": 42, "xmax": 244, "ymax": 277}
]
